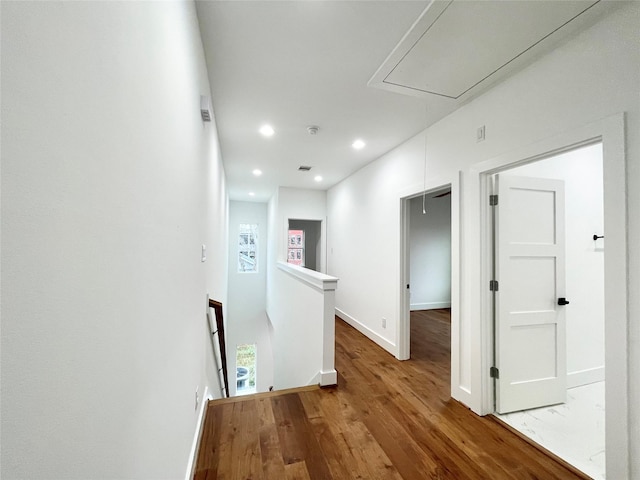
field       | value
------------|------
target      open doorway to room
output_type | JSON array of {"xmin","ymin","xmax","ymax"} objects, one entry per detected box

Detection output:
[
  {"xmin": 403, "ymin": 188, "xmax": 452, "ymax": 379},
  {"xmin": 489, "ymin": 143, "xmax": 606, "ymax": 479},
  {"xmin": 287, "ymin": 219, "xmax": 322, "ymax": 272}
]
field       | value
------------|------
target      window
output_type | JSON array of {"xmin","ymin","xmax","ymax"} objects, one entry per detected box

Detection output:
[
  {"xmin": 238, "ymin": 224, "xmax": 258, "ymax": 272},
  {"xmin": 236, "ymin": 344, "xmax": 256, "ymax": 395}
]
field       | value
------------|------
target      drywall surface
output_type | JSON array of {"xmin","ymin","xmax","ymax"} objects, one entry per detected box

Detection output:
[
  {"xmin": 327, "ymin": 3, "xmax": 639, "ymax": 475},
  {"xmin": 1, "ymin": 2, "xmax": 228, "ymax": 478},
  {"xmin": 266, "ymin": 188, "xmax": 328, "ymax": 388},
  {"xmin": 227, "ymin": 201, "xmax": 274, "ymax": 395},
  {"xmin": 504, "ymin": 144, "xmax": 604, "ymax": 387},
  {"xmin": 409, "ymin": 194, "xmax": 452, "ymax": 310},
  {"xmin": 276, "ymin": 188, "xmax": 327, "ymax": 272},
  {"xmin": 269, "ymin": 265, "xmax": 326, "ymax": 389}
]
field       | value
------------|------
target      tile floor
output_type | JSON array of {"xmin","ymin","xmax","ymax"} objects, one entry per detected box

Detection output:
[{"xmin": 495, "ymin": 381, "xmax": 605, "ymax": 479}]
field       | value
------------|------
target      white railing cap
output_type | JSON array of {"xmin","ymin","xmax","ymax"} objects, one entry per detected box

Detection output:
[{"xmin": 277, "ymin": 261, "xmax": 338, "ymax": 292}]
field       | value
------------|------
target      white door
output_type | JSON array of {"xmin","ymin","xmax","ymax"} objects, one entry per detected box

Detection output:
[{"xmin": 494, "ymin": 175, "xmax": 567, "ymax": 414}]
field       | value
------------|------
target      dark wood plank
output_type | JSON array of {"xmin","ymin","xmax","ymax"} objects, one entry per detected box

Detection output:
[
  {"xmin": 193, "ymin": 403, "xmax": 224, "ymax": 477},
  {"xmin": 272, "ymin": 393, "xmax": 333, "ymax": 480}
]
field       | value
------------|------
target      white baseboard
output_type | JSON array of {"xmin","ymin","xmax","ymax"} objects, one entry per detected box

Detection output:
[
  {"xmin": 307, "ymin": 371, "xmax": 321, "ymax": 386},
  {"xmin": 319, "ymin": 369, "xmax": 337, "ymax": 386},
  {"xmin": 335, "ymin": 308, "xmax": 395, "ymax": 355},
  {"xmin": 567, "ymin": 366, "xmax": 605, "ymax": 389},
  {"xmin": 410, "ymin": 302, "xmax": 451, "ymax": 311},
  {"xmin": 185, "ymin": 386, "xmax": 212, "ymax": 480}
]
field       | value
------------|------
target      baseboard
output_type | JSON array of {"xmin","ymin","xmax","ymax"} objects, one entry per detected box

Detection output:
[
  {"xmin": 567, "ymin": 366, "xmax": 605, "ymax": 389},
  {"xmin": 335, "ymin": 308, "xmax": 395, "ymax": 355},
  {"xmin": 410, "ymin": 302, "xmax": 451, "ymax": 311},
  {"xmin": 185, "ymin": 386, "xmax": 212, "ymax": 480},
  {"xmin": 307, "ymin": 371, "xmax": 321, "ymax": 386},
  {"xmin": 319, "ymin": 369, "xmax": 337, "ymax": 386}
]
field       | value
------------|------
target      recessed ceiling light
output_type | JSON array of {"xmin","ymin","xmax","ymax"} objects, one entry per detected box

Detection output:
[
  {"xmin": 259, "ymin": 125, "xmax": 274, "ymax": 137},
  {"xmin": 248, "ymin": 192, "xmax": 255, "ymax": 197},
  {"xmin": 352, "ymin": 139, "xmax": 365, "ymax": 150},
  {"xmin": 314, "ymin": 175, "xmax": 323, "ymax": 182},
  {"xmin": 252, "ymin": 169, "xmax": 262, "ymax": 176}
]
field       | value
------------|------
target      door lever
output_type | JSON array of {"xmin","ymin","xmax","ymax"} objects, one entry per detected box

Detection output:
[{"xmin": 558, "ymin": 298, "xmax": 570, "ymax": 306}]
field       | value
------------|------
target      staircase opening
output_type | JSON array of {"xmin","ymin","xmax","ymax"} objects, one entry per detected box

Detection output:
[{"xmin": 236, "ymin": 343, "xmax": 257, "ymax": 396}]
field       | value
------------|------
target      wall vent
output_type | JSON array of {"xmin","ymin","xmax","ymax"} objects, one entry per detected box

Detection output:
[
  {"xmin": 298, "ymin": 166, "xmax": 312, "ymax": 171},
  {"xmin": 200, "ymin": 95, "xmax": 212, "ymax": 122}
]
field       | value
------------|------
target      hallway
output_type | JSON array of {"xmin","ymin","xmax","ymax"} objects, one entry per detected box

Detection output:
[{"xmin": 194, "ymin": 312, "xmax": 585, "ymax": 479}]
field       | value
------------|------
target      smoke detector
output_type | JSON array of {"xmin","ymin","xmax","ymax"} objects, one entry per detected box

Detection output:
[{"xmin": 307, "ymin": 125, "xmax": 319, "ymax": 135}]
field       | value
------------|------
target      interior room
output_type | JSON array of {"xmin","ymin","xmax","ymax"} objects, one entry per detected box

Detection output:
[{"xmin": 492, "ymin": 143, "xmax": 606, "ymax": 479}]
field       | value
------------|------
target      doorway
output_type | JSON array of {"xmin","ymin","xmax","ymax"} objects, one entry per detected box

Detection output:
[
  {"xmin": 400, "ymin": 185, "xmax": 455, "ymax": 367},
  {"xmin": 474, "ymin": 114, "xmax": 629, "ymax": 478},
  {"xmin": 489, "ymin": 143, "xmax": 605, "ymax": 478},
  {"xmin": 406, "ymin": 189, "xmax": 453, "ymax": 385},
  {"xmin": 288, "ymin": 219, "xmax": 322, "ymax": 272}
]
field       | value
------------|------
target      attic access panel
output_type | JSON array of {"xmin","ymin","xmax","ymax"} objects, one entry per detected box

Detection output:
[{"xmin": 369, "ymin": 0, "xmax": 601, "ymax": 100}]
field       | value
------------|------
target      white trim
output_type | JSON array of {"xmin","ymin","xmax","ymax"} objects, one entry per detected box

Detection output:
[
  {"xmin": 277, "ymin": 261, "xmax": 338, "ymax": 292},
  {"xmin": 335, "ymin": 308, "xmax": 396, "ymax": 353},
  {"xmin": 567, "ymin": 366, "xmax": 605, "ymax": 389},
  {"xmin": 185, "ymin": 386, "xmax": 212, "ymax": 480},
  {"xmin": 411, "ymin": 302, "xmax": 452, "ymax": 311},
  {"xmin": 473, "ymin": 113, "xmax": 628, "ymax": 479},
  {"xmin": 319, "ymin": 369, "xmax": 338, "ymax": 386}
]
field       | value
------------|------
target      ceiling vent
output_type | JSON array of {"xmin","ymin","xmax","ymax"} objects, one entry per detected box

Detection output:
[{"xmin": 298, "ymin": 166, "xmax": 312, "ymax": 171}]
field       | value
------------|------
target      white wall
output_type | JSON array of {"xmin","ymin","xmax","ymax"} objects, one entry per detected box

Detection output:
[
  {"xmin": 227, "ymin": 201, "xmax": 274, "ymax": 396},
  {"xmin": 504, "ymin": 143, "xmax": 604, "ymax": 388},
  {"xmin": 1, "ymin": 2, "xmax": 228, "ymax": 479},
  {"xmin": 268, "ymin": 264, "xmax": 328, "ymax": 389},
  {"xmin": 266, "ymin": 187, "xmax": 329, "ymax": 388},
  {"xmin": 276, "ymin": 188, "xmax": 327, "ymax": 273},
  {"xmin": 409, "ymin": 194, "xmax": 452, "ymax": 310},
  {"xmin": 327, "ymin": 3, "xmax": 639, "ymax": 476}
]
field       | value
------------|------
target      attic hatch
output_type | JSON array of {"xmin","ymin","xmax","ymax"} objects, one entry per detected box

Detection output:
[{"xmin": 368, "ymin": 0, "xmax": 612, "ymax": 101}]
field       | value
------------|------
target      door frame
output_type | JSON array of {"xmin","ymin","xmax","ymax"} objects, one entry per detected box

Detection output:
[
  {"xmin": 472, "ymin": 113, "xmax": 628, "ymax": 478},
  {"xmin": 398, "ymin": 174, "xmax": 460, "ymax": 394}
]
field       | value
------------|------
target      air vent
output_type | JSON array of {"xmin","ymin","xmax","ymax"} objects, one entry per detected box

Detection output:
[
  {"xmin": 200, "ymin": 95, "xmax": 212, "ymax": 122},
  {"xmin": 298, "ymin": 166, "xmax": 312, "ymax": 171}
]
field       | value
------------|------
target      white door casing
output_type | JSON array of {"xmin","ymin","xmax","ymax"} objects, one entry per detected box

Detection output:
[{"xmin": 495, "ymin": 175, "xmax": 567, "ymax": 414}]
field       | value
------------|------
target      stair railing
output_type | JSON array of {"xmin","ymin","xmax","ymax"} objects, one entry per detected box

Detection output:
[{"xmin": 208, "ymin": 298, "xmax": 230, "ymax": 398}]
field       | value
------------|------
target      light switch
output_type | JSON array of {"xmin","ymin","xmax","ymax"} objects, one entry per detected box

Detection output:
[{"xmin": 201, "ymin": 244, "xmax": 207, "ymax": 262}]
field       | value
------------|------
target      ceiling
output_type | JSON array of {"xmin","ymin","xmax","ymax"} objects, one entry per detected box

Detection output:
[{"xmin": 195, "ymin": 0, "xmax": 614, "ymax": 202}]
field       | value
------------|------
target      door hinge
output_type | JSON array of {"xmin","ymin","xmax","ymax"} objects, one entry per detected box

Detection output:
[
  {"xmin": 489, "ymin": 280, "xmax": 499, "ymax": 291},
  {"xmin": 489, "ymin": 194, "xmax": 498, "ymax": 206},
  {"xmin": 490, "ymin": 366, "xmax": 499, "ymax": 379}
]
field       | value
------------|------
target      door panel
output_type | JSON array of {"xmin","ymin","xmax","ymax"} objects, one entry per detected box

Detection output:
[{"xmin": 495, "ymin": 175, "xmax": 566, "ymax": 414}]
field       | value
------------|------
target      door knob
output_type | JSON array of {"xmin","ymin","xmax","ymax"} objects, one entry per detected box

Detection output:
[{"xmin": 558, "ymin": 298, "xmax": 570, "ymax": 306}]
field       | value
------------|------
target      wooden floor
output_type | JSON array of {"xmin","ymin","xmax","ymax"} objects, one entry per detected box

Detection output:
[{"xmin": 194, "ymin": 310, "xmax": 586, "ymax": 479}]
